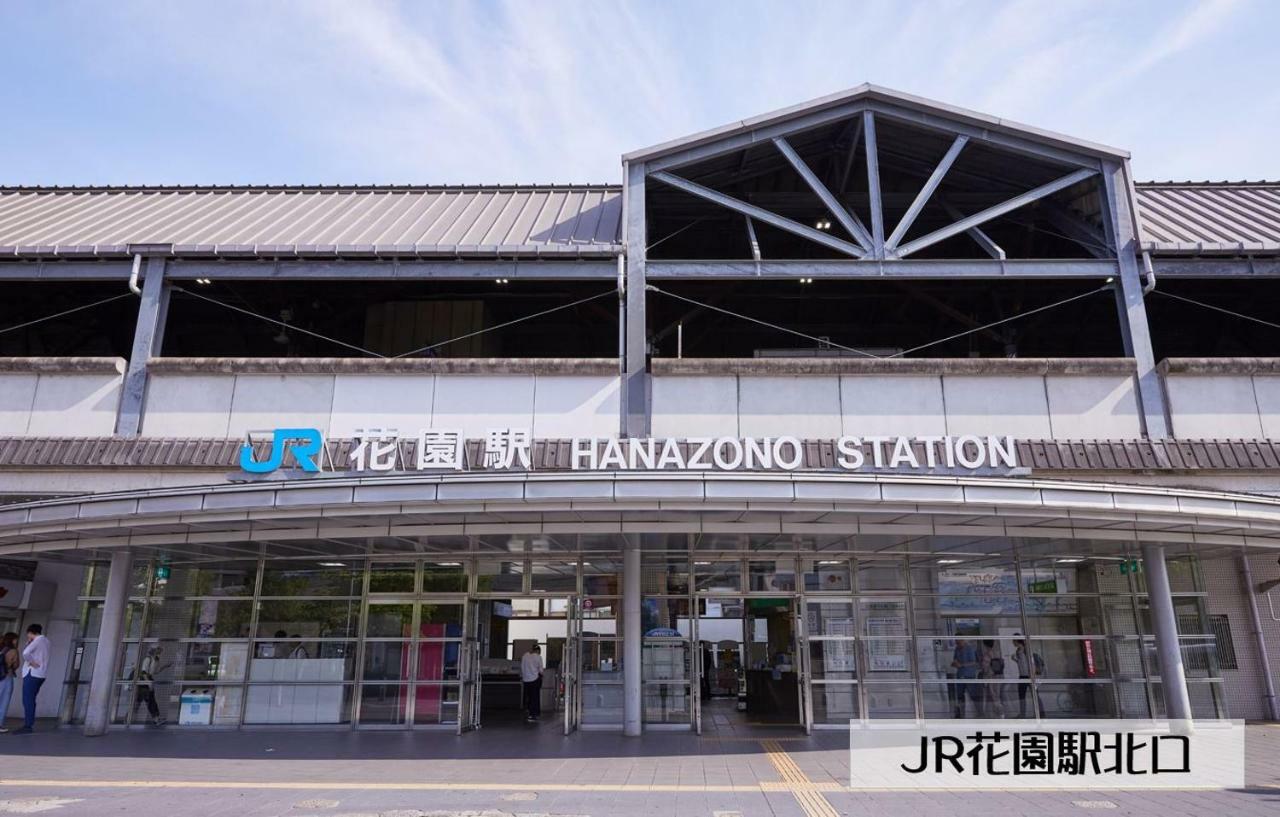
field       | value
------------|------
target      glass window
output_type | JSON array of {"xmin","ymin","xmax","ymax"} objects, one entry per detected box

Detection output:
[
  {"xmin": 422, "ymin": 563, "xmax": 467, "ymax": 593},
  {"xmin": 363, "ymin": 641, "xmax": 411, "ymax": 682},
  {"xmin": 413, "ymin": 684, "xmax": 460, "ymax": 724},
  {"xmin": 255, "ymin": 599, "xmax": 360, "ymax": 639},
  {"xmin": 1029, "ymin": 638, "xmax": 1111, "ymax": 679},
  {"xmin": 643, "ymin": 683, "xmax": 691, "ymax": 724},
  {"xmin": 582, "ymin": 598, "xmax": 618, "ymax": 619},
  {"xmin": 365, "ymin": 603, "xmax": 414, "ymax": 638},
  {"xmin": 79, "ymin": 600, "xmax": 144, "ymax": 639},
  {"xmin": 642, "ymin": 557, "xmax": 689, "ymax": 595},
  {"xmin": 249, "ymin": 640, "xmax": 357, "ymax": 677},
  {"xmin": 803, "ymin": 558, "xmax": 851, "ymax": 592},
  {"xmin": 529, "ymin": 561, "xmax": 577, "ymax": 593},
  {"xmin": 418, "ymin": 603, "xmax": 464, "ymax": 637},
  {"xmin": 642, "ymin": 598, "xmax": 689, "ymax": 636},
  {"xmin": 695, "ymin": 561, "xmax": 740, "ymax": 592},
  {"xmin": 166, "ymin": 641, "xmax": 252, "ymax": 682},
  {"xmin": 368, "ymin": 563, "xmax": 415, "ymax": 594},
  {"xmin": 143, "ymin": 599, "xmax": 254, "ymax": 640},
  {"xmin": 416, "ymin": 641, "xmax": 461, "ymax": 682},
  {"xmin": 154, "ymin": 562, "xmax": 257, "ymax": 597},
  {"xmin": 811, "ymin": 683, "xmax": 859, "ymax": 723},
  {"xmin": 1036, "ymin": 683, "xmax": 1117, "ymax": 718},
  {"xmin": 475, "ymin": 560, "xmax": 524, "ymax": 593},
  {"xmin": 806, "ymin": 601, "xmax": 856, "ymax": 637},
  {"xmin": 857, "ymin": 560, "xmax": 905, "ymax": 591},
  {"xmin": 1022, "ymin": 596, "xmax": 1105, "ymax": 636},
  {"xmin": 583, "ymin": 560, "xmax": 620, "ymax": 595},
  {"xmin": 864, "ymin": 683, "xmax": 916, "ymax": 719},
  {"xmin": 260, "ymin": 564, "xmax": 362, "ymax": 597},
  {"xmin": 808, "ymin": 641, "xmax": 857, "ymax": 681},
  {"xmin": 357, "ymin": 684, "xmax": 408, "ymax": 724},
  {"xmin": 748, "ymin": 560, "xmax": 795, "ymax": 592}
]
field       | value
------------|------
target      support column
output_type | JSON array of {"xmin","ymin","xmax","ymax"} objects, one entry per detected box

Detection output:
[
  {"xmin": 623, "ymin": 542, "xmax": 642, "ymax": 736},
  {"xmin": 1141, "ymin": 544, "xmax": 1192, "ymax": 726},
  {"xmin": 1101, "ymin": 160, "xmax": 1169, "ymax": 438},
  {"xmin": 622, "ymin": 161, "xmax": 650, "ymax": 438},
  {"xmin": 83, "ymin": 550, "xmax": 134, "ymax": 736},
  {"xmin": 1238, "ymin": 549, "xmax": 1280, "ymax": 721},
  {"xmin": 116, "ymin": 255, "xmax": 169, "ymax": 437}
]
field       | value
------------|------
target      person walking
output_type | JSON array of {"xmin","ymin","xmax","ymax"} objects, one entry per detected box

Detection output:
[
  {"xmin": 1013, "ymin": 637, "xmax": 1046, "ymax": 719},
  {"xmin": 951, "ymin": 638, "xmax": 981, "ymax": 718},
  {"xmin": 15, "ymin": 623, "xmax": 50, "ymax": 734},
  {"xmin": 133, "ymin": 645, "xmax": 169, "ymax": 726},
  {"xmin": 520, "ymin": 645, "xmax": 544, "ymax": 723},
  {"xmin": 0, "ymin": 632, "xmax": 19, "ymax": 733}
]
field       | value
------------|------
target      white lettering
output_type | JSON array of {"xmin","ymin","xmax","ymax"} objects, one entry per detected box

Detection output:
[
  {"xmin": 628, "ymin": 437, "xmax": 656, "ymax": 470},
  {"xmin": 571, "ymin": 437, "xmax": 598, "ymax": 470},
  {"xmin": 657, "ymin": 437, "xmax": 686, "ymax": 469},
  {"xmin": 955, "ymin": 434, "xmax": 986, "ymax": 469},
  {"xmin": 773, "ymin": 436, "xmax": 803, "ymax": 469},
  {"xmin": 917, "ymin": 435, "xmax": 942, "ymax": 468},
  {"xmin": 744, "ymin": 437, "xmax": 773, "ymax": 470},
  {"xmin": 944, "ymin": 435, "xmax": 956, "ymax": 467},
  {"xmin": 864, "ymin": 435, "xmax": 889, "ymax": 468},
  {"xmin": 599, "ymin": 438, "xmax": 627, "ymax": 469},
  {"xmin": 988, "ymin": 435, "xmax": 1018, "ymax": 468},
  {"xmin": 836, "ymin": 436, "xmax": 864, "ymax": 469},
  {"xmin": 713, "ymin": 437, "xmax": 744, "ymax": 470},
  {"xmin": 686, "ymin": 437, "xmax": 714, "ymax": 469},
  {"xmin": 889, "ymin": 436, "xmax": 920, "ymax": 469}
]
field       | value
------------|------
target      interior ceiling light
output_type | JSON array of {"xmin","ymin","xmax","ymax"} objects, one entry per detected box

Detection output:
[
  {"xmin": 1055, "ymin": 558, "xmax": 1085, "ymax": 563},
  {"xmin": 937, "ymin": 558, "xmax": 964, "ymax": 564},
  {"xmin": 318, "ymin": 561, "xmax": 346, "ymax": 567},
  {"xmin": 195, "ymin": 277, "xmax": 212, "ymax": 285}
]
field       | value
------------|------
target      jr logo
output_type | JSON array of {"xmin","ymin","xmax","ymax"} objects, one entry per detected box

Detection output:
[{"xmin": 239, "ymin": 428, "xmax": 325, "ymax": 473}]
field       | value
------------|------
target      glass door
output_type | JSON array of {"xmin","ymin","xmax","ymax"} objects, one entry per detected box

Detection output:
[
  {"xmin": 458, "ymin": 599, "xmax": 481, "ymax": 734},
  {"xmin": 357, "ymin": 598, "xmax": 464, "ymax": 728},
  {"xmin": 563, "ymin": 597, "xmax": 581, "ymax": 735},
  {"xmin": 794, "ymin": 603, "xmax": 812, "ymax": 734}
]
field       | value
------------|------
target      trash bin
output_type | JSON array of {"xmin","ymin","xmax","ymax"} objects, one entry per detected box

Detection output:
[{"xmin": 179, "ymin": 688, "xmax": 214, "ymax": 725}]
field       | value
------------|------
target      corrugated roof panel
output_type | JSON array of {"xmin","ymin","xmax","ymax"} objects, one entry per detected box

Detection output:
[
  {"xmin": 1135, "ymin": 182, "xmax": 1280, "ymax": 254},
  {"xmin": 0, "ymin": 186, "xmax": 623, "ymax": 257}
]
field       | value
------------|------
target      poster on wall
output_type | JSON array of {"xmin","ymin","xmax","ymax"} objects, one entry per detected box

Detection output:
[{"xmin": 936, "ymin": 568, "xmax": 1079, "ymax": 614}]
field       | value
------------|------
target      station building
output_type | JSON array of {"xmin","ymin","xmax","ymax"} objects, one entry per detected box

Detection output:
[{"xmin": 0, "ymin": 85, "xmax": 1278, "ymax": 736}]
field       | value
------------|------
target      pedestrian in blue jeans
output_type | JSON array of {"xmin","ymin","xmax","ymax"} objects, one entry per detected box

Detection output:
[
  {"xmin": 0, "ymin": 631, "xmax": 19, "ymax": 733},
  {"xmin": 15, "ymin": 623, "xmax": 50, "ymax": 734}
]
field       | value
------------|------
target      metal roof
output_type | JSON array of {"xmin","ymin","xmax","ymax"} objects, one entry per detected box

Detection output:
[
  {"xmin": 623, "ymin": 83, "xmax": 1131, "ymax": 165},
  {"xmin": 1135, "ymin": 182, "xmax": 1280, "ymax": 255},
  {"xmin": 1, "ymin": 179, "xmax": 1278, "ymax": 261},
  {"xmin": 0, "ymin": 185, "xmax": 622, "ymax": 259}
]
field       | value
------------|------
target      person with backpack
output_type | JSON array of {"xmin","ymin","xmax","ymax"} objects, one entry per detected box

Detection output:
[
  {"xmin": 0, "ymin": 632, "xmax": 19, "ymax": 733},
  {"xmin": 1013, "ymin": 637, "xmax": 1046, "ymax": 718},
  {"xmin": 133, "ymin": 645, "xmax": 169, "ymax": 726}
]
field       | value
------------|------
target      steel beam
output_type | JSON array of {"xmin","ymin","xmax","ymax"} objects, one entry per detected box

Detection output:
[
  {"xmin": 623, "ymin": 162, "xmax": 650, "ymax": 437},
  {"xmin": 772, "ymin": 136, "xmax": 873, "ymax": 252},
  {"xmin": 649, "ymin": 170, "xmax": 866, "ymax": 258},
  {"xmin": 639, "ymin": 95, "xmax": 1104, "ymax": 174},
  {"xmin": 1101, "ymin": 159, "xmax": 1170, "ymax": 438},
  {"xmin": 1141, "ymin": 543, "xmax": 1193, "ymax": 727},
  {"xmin": 1149, "ymin": 257, "xmax": 1280, "ymax": 277},
  {"xmin": 893, "ymin": 168, "xmax": 1098, "ymax": 259},
  {"xmin": 863, "ymin": 112, "xmax": 886, "ymax": 258},
  {"xmin": 116, "ymin": 256, "xmax": 168, "ymax": 437},
  {"xmin": 83, "ymin": 550, "xmax": 134, "ymax": 736},
  {"xmin": 1040, "ymin": 200, "xmax": 1111, "ymax": 259},
  {"xmin": 644, "ymin": 259, "xmax": 1117, "ymax": 279},
  {"xmin": 887, "ymin": 136, "xmax": 969, "ymax": 252},
  {"xmin": 938, "ymin": 199, "xmax": 1006, "ymax": 260},
  {"xmin": 744, "ymin": 216, "xmax": 761, "ymax": 262}
]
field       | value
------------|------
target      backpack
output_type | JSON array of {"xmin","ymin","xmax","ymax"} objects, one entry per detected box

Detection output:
[{"xmin": 989, "ymin": 656, "xmax": 1005, "ymax": 675}]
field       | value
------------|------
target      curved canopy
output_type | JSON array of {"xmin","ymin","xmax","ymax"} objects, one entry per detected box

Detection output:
[{"xmin": 1, "ymin": 471, "xmax": 1277, "ymax": 563}]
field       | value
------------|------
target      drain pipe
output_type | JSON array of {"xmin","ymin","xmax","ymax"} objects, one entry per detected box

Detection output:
[
  {"xmin": 1239, "ymin": 549, "xmax": 1280, "ymax": 721},
  {"xmin": 1141, "ymin": 251, "xmax": 1157, "ymax": 295},
  {"xmin": 127, "ymin": 253, "xmax": 144, "ymax": 295}
]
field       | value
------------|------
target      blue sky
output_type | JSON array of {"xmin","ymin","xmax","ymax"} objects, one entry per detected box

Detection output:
[{"xmin": 1, "ymin": 0, "xmax": 1275, "ymax": 186}]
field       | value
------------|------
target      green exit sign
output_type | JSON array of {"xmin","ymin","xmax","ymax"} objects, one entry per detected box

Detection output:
[
  {"xmin": 1119, "ymin": 559, "xmax": 1142, "ymax": 575},
  {"xmin": 154, "ymin": 565, "xmax": 170, "ymax": 581},
  {"xmin": 1028, "ymin": 579, "xmax": 1058, "ymax": 594}
]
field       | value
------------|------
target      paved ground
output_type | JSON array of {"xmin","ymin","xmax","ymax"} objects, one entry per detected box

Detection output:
[{"xmin": 0, "ymin": 716, "xmax": 1277, "ymax": 817}]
